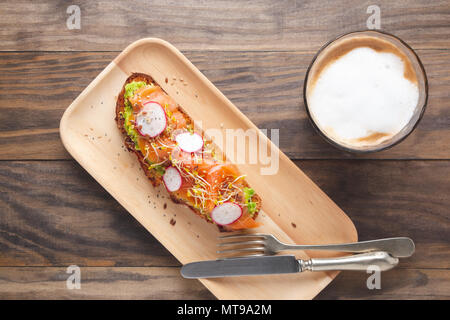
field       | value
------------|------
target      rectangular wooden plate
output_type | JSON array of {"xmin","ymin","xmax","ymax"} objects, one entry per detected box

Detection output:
[{"xmin": 60, "ymin": 38, "xmax": 357, "ymax": 300}]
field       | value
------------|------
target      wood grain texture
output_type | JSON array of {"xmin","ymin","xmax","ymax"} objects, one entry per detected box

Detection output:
[
  {"xmin": 316, "ymin": 268, "xmax": 450, "ymax": 300},
  {"xmin": 0, "ymin": 267, "xmax": 214, "ymax": 300},
  {"xmin": 0, "ymin": 160, "xmax": 448, "ymax": 269},
  {"xmin": 0, "ymin": 0, "xmax": 449, "ymax": 300},
  {"xmin": 1, "ymin": 50, "xmax": 449, "ymax": 160},
  {"xmin": 0, "ymin": 160, "xmax": 177, "ymax": 267},
  {"xmin": 0, "ymin": 0, "xmax": 449, "ymax": 51},
  {"xmin": 0, "ymin": 267, "xmax": 447, "ymax": 300}
]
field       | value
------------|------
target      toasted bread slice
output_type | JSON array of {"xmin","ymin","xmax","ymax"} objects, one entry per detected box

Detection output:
[{"xmin": 115, "ymin": 73, "xmax": 261, "ymax": 231}]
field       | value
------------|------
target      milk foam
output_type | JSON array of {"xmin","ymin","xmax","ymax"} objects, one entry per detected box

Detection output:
[{"xmin": 308, "ymin": 47, "xmax": 419, "ymax": 147}]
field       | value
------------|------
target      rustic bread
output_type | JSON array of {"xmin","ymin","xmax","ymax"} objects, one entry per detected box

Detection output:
[{"xmin": 115, "ymin": 73, "xmax": 261, "ymax": 230}]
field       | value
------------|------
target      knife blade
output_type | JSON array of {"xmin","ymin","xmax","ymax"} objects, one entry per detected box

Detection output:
[
  {"xmin": 181, "ymin": 255, "xmax": 300, "ymax": 279},
  {"xmin": 181, "ymin": 252, "xmax": 399, "ymax": 279}
]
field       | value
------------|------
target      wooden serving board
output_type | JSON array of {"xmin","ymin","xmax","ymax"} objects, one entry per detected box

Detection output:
[{"xmin": 59, "ymin": 38, "xmax": 357, "ymax": 300}]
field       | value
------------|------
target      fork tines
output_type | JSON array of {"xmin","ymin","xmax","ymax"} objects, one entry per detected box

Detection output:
[
  {"xmin": 218, "ymin": 233, "xmax": 268, "ymax": 240},
  {"xmin": 217, "ymin": 233, "xmax": 268, "ymax": 257}
]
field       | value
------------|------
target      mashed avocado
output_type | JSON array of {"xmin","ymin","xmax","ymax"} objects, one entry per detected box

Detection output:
[
  {"xmin": 121, "ymin": 81, "xmax": 147, "ymax": 151},
  {"xmin": 243, "ymin": 187, "xmax": 257, "ymax": 215},
  {"xmin": 124, "ymin": 81, "xmax": 147, "ymax": 101}
]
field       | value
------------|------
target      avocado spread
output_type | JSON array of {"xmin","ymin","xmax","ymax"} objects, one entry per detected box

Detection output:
[
  {"xmin": 121, "ymin": 81, "xmax": 147, "ymax": 151},
  {"xmin": 243, "ymin": 187, "xmax": 257, "ymax": 215}
]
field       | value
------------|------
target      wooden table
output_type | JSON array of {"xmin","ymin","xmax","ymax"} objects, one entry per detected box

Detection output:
[{"xmin": 0, "ymin": 0, "xmax": 449, "ymax": 300}]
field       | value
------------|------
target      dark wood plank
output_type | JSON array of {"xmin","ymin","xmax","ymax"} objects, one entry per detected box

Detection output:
[
  {"xmin": 0, "ymin": 267, "xmax": 214, "ymax": 300},
  {"xmin": 0, "ymin": 267, "xmax": 447, "ymax": 299},
  {"xmin": 0, "ymin": 160, "xmax": 448, "ymax": 269},
  {"xmin": 1, "ymin": 50, "xmax": 449, "ymax": 160},
  {"xmin": 0, "ymin": 160, "xmax": 178, "ymax": 267},
  {"xmin": 316, "ymin": 268, "xmax": 450, "ymax": 299},
  {"xmin": 1, "ymin": 1, "xmax": 449, "ymax": 51}
]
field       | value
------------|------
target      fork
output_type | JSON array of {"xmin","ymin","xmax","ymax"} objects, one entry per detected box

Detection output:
[{"xmin": 217, "ymin": 233, "xmax": 415, "ymax": 258}]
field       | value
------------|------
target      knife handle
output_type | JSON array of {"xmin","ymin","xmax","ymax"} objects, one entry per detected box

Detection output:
[{"xmin": 300, "ymin": 251, "xmax": 399, "ymax": 272}]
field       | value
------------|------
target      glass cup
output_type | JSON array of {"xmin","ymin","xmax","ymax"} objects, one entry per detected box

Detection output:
[{"xmin": 303, "ymin": 30, "xmax": 428, "ymax": 153}]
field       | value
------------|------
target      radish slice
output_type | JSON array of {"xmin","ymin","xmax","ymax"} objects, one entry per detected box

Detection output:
[
  {"xmin": 175, "ymin": 132, "xmax": 203, "ymax": 153},
  {"xmin": 163, "ymin": 166, "xmax": 182, "ymax": 192},
  {"xmin": 135, "ymin": 101, "xmax": 167, "ymax": 138},
  {"xmin": 211, "ymin": 202, "xmax": 242, "ymax": 226}
]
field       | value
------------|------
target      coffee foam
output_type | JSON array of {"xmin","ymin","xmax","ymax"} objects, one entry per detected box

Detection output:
[{"xmin": 307, "ymin": 37, "xmax": 419, "ymax": 148}]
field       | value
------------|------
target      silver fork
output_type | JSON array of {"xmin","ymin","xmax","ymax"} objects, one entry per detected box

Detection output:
[{"xmin": 217, "ymin": 233, "xmax": 415, "ymax": 258}]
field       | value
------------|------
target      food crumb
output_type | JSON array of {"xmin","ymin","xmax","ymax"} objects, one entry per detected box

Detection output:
[
  {"xmin": 163, "ymin": 203, "xmax": 167, "ymax": 209},
  {"xmin": 195, "ymin": 94, "xmax": 198, "ymax": 98},
  {"xmin": 170, "ymin": 218, "xmax": 176, "ymax": 226},
  {"xmin": 89, "ymin": 128, "xmax": 93, "ymax": 131},
  {"xmin": 291, "ymin": 222, "xmax": 297, "ymax": 228},
  {"xmin": 165, "ymin": 77, "xmax": 168, "ymax": 84}
]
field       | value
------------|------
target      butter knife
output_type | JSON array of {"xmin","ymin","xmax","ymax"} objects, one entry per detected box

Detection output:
[{"xmin": 181, "ymin": 251, "xmax": 398, "ymax": 278}]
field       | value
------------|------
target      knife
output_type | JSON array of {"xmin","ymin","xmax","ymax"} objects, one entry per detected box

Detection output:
[{"xmin": 181, "ymin": 251, "xmax": 398, "ymax": 278}]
